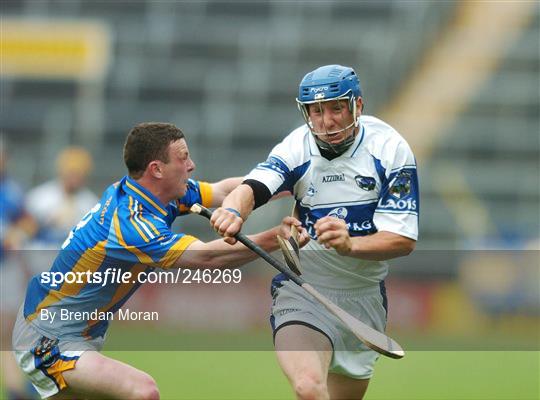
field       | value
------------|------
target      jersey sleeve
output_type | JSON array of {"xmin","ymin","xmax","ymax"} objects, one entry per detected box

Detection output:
[
  {"xmin": 173, "ymin": 179, "xmax": 213, "ymax": 216},
  {"xmin": 244, "ymin": 131, "xmax": 310, "ymax": 195},
  {"xmin": 372, "ymin": 140, "xmax": 419, "ymax": 240},
  {"xmin": 107, "ymin": 206, "xmax": 198, "ymax": 269}
]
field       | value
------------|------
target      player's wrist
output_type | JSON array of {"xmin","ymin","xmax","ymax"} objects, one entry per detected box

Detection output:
[
  {"xmin": 251, "ymin": 228, "xmax": 279, "ymax": 252},
  {"xmin": 225, "ymin": 207, "xmax": 242, "ymax": 219},
  {"xmin": 342, "ymin": 237, "xmax": 356, "ymax": 256}
]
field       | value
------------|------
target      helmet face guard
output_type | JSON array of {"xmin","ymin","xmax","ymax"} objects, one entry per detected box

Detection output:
[{"xmin": 296, "ymin": 65, "xmax": 362, "ymax": 154}]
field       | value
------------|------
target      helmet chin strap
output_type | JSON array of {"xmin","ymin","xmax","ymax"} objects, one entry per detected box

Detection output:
[{"xmin": 313, "ymin": 124, "xmax": 358, "ymax": 155}]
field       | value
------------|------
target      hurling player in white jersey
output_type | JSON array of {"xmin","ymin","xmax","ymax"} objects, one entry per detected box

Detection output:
[{"xmin": 211, "ymin": 65, "xmax": 419, "ymax": 399}]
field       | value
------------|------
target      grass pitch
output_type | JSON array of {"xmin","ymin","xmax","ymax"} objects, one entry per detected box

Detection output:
[
  {"xmin": 2, "ymin": 327, "xmax": 538, "ymax": 399},
  {"xmin": 107, "ymin": 349, "xmax": 539, "ymax": 399}
]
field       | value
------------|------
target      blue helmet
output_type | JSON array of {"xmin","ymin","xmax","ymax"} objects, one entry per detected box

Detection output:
[
  {"xmin": 296, "ymin": 65, "xmax": 363, "ymax": 154},
  {"xmin": 297, "ymin": 65, "xmax": 362, "ymax": 104}
]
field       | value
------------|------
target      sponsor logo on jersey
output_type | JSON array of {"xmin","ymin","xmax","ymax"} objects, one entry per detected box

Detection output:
[
  {"xmin": 390, "ymin": 170, "xmax": 412, "ymax": 199},
  {"xmin": 380, "ymin": 198, "xmax": 417, "ymax": 211},
  {"xmin": 322, "ymin": 173, "xmax": 345, "ymax": 183},
  {"xmin": 347, "ymin": 220, "xmax": 374, "ymax": 231},
  {"xmin": 328, "ymin": 207, "xmax": 348, "ymax": 219},
  {"xmin": 354, "ymin": 175, "xmax": 376, "ymax": 191},
  {"xmin": 303, "ymin": 210, "xmax": 373, "ymax": 239}
]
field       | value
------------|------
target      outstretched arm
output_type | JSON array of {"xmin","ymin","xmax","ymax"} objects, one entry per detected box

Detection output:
[
  {"xmin": 208, "ymin": 177, "xmax": 243, "ymax": 207},
  {"xmin": 175, "ymin": 216, "xmax": 309, "ymax": 268}
]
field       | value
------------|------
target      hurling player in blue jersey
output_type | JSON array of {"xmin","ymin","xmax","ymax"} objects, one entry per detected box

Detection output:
[
  {"xmin": 12, "ymin": 122, "xmax": 308, "ymax": 400},
  {"xmin": 211, "ymin": 65, "xmax": 419, "ymax": 399}
]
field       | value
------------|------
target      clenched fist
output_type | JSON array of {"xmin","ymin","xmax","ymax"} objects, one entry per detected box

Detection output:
[{"xmin": 314, "ymin": 216, "xmax": 352, "ymax": 255}]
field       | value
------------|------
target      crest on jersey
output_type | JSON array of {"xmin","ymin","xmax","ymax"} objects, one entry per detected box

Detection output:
[
  {"xmin": 328, "ymin": 207, "xmax": 348, "ymax": 220},
  {"xmin": 390, "ymin": 170, "xmax": 412, "ymax": 199},
  {"xmin": 306, "ymin": 182, "xmax": 316, "ymax": 197},
  {"xmin": 354, "ymin": 175, "xmax": 376, "ymax": 191}
]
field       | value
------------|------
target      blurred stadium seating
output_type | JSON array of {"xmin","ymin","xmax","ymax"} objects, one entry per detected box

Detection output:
[
  {"xmin": 2, "ymin": 1, "xmax": 453, "ymax": 188},
  {"xmin": 419, "ymin": 4, "xmax": 540, "ymax": 248},
  {"xmin": 2, "ymin": 1, "xmax": 537, "ymax": 253}
]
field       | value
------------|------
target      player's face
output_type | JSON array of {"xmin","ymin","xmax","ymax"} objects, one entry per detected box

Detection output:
[
  {"xmin": 161, "ymin": 139, "xmax": 195, "ymax": 199},
  {"xmin": 308, "ymin": 99, "xmax": 357, "ymax": 145}
]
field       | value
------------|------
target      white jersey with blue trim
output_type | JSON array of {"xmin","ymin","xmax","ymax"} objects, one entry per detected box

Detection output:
[{"xmin": 246, "ymin": 115, "xmax": 419, "ymax": 288}]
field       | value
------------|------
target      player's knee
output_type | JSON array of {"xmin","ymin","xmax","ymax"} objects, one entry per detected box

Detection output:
[
  {"xmin": 293, "ymin": 373, "xmax": 328, "ymax": 400},
  {"xmin": 132, "ymin": 374, "xmax": 160, "ymax": 400}
]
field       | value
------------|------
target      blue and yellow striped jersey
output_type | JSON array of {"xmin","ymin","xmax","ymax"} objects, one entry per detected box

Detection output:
[{"xmin": 23, "ymin": 175, "xmax": 212, "ymax": 340}]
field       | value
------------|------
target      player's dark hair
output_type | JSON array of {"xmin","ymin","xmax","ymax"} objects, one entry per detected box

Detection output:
[{"xmin": 123, "ymin": 122, "xmax": 185, "ymax": 179}]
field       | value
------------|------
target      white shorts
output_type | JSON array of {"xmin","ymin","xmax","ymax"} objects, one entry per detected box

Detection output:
[
  {"xmin": 270, "ymin": 274, "xmax": 388, "ymax": 379},
  {"xmin": 12, "ymin": 308, "xmax": 103, "ymax": 399}
]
